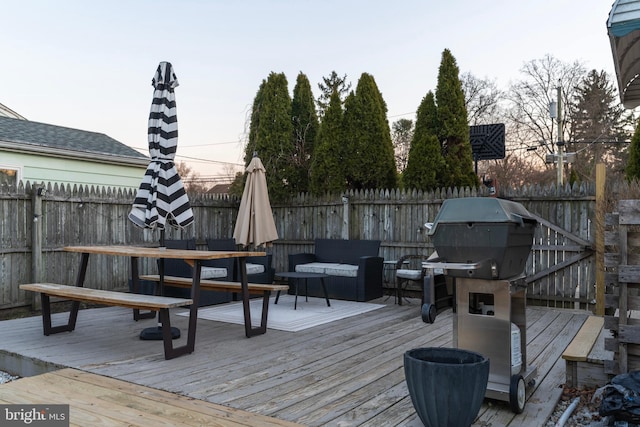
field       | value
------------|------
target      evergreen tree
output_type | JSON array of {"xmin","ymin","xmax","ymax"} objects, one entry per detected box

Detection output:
[
  {"xmin": 245, "ymin": 72, "xmax": 294, "ymax": 202},
  {"xmin": 310, "ymin": 90, "xmax": 346, "ymax": 193},
  {"xmin": 403, "ymin": 92, "xmax": 446, "ymax": 190},
  {"xmin": 246, "ymin": 79, "xmax": 266, "ymax": 158},
  {"xmin": 572, "ymin": 69, "xmax": 634, "ymax": 181},
  {"xmin": 435, "ymin": 49, "xmax": 478, "ymax": 188},
  {"xmin": 343, "ymin": 73, "xmax": 397, "ymax": 190},
  {"xmin": 626, "ymin": 118, "xmax": 640, "ymax": 181},
  {"xmin": 423, "ymin": 89, "xmax": 440, "ymax": 139},
  {"xmin": 317, "ymin": 71, "xmax": 352, "ymax": 116},
  {"xmin": 341, "ymin": 91, "xmax": 359, "ymax": 189},
  {"xmin": 290, "ymin": 72, "xmax": 319, "ymax": 194}
]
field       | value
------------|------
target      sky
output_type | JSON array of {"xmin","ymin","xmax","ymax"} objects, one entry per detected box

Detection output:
[{"xmin": 2, "ymin": 0, "xmax": 619, "ymax": 184}]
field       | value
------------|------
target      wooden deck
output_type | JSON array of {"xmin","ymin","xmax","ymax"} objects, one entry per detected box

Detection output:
[
  {"xmin": 0, "ymin": 298, "xmax": 590, "ymax": 426},
  {"xmin": 0, "ymin": 368, "xmax": 303, "ymax": 426}
]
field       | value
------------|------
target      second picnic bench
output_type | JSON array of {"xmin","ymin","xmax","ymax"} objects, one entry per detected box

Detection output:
[{"xmin": 20, "ymin": 283, "xmax": 193, "ymax": 360}]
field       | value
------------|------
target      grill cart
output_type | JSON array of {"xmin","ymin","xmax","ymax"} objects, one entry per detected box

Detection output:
[{"xmin": 422, "ymin": 197, "xmax": 538, "ymax": 413}]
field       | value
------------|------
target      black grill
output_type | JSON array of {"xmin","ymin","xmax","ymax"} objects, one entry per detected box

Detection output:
[{"xmin": 428, "ymin": 198, "xmax": 537, "ymax": 279}]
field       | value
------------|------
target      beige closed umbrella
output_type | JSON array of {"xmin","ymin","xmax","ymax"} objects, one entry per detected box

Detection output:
[{"xmin": 233, "ymin": 155, "xmax": 279, "ymax": 248}]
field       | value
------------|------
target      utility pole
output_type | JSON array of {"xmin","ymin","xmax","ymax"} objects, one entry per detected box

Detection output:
[{"xmin": 556, "ymin": 84, "xmax": 564, "ymax": 186}]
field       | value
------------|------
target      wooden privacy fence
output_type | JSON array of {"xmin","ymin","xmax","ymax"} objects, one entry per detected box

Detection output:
[
  {"xmin": 605, "ymin": 200, "xmax": 640, "ymax": 376},
  {"xmin": 0, "ymin": 181, "xmax": 596, "ymax": 311}
]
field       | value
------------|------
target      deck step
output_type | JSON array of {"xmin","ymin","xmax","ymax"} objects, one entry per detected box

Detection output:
[
  {"xmin": 563, "ymin": 316, "xmax": 604, "ymax": 362},
  {"xmin": 563, "ymin": 315, "xmax": 609, "ymax": 388}
]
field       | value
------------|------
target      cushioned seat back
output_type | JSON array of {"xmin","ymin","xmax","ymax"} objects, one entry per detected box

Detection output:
[
  {"xmin": 206, "ymin": 238, "xmax": 237, "ymax": 251},
  {"xmin": 163, "ymin": 239, "xmax": 232, "ymax": 306},
  {"xmin": 162, "ymin": 239, "xmax": 196, "ymax": 277},
  {"xmin": 314, "ymin": 239, "xmax": 381, "ymax": 264}
]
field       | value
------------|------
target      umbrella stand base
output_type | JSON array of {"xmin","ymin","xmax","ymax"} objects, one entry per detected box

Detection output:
[{"xmin": 139, "ymin": 326, "xmax": 180, "ymax": 340}]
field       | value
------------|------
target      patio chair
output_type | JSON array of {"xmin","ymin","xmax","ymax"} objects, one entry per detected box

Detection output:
[
  {"xmin": 161, "ymin": 239, "xmax": 232, "ymax": 306},
  {"xmin": 206, "ymin": 238, "xmax": 274, "ymax": 301},
  {"xmin": 206, "ymin": 238, "xmax": 274, "ymax": 284},
  {"xmin": 395, "ymin": 254, "xmax": 428, "ymax": 305},
  {"xmin": 395, "ymin": 254, "xmax": 453, "ymax": 313}
]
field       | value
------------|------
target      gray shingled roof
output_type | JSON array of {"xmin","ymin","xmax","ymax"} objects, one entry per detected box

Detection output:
[{"xmin": 0, "ymin": 115, "xmax": 148, "ymax": 161}]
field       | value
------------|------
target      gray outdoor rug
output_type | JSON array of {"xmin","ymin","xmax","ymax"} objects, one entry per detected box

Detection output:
[{"xmin": 180, "ymin": 294, "xmax": 384, "ymax": 332}]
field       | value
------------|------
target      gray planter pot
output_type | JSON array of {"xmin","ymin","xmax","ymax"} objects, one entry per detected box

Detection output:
[{"xmin": 404, "ymin": 347, "xmax": 489, "ymax": 427}]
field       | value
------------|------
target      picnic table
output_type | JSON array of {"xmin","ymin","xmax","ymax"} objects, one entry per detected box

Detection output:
[{"xmin": 21, "ymin": 245, "xmax": 266, "ymax": 360}]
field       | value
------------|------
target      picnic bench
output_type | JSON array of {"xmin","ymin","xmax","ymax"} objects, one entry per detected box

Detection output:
[
  {"xmin": 19, "ymin": 283, "xmax": 193, "ymax": 360},
  {"xmin": 140, "ymin": 274, "xmax": 288, "ymax": 295},
  {"xmin": 140, "ymin": 275, "xmax": 288, "ymax": 327}
]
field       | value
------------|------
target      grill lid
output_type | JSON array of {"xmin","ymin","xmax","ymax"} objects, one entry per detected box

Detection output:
[
  {"xmin": 427, "ymin": 197, "xmax": 537, "ymax": 279},
  {"xmin": 428, "ymin": 197, "xmax": 535, "ymax": 233}
]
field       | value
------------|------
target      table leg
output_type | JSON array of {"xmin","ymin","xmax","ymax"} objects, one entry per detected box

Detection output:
[
  {"xmin": 185, "ymin": 260, "xmax": 200, "ymax": 351},
  {"xmin": 320, "ymin": 277, "xmax": 331, "ymax": 307},
  {"xmin": 162, "ymin": 259, "xmax": 201, "ymax": 360},
  {"xmin": 41, "ymin": 252, "xmax": 88, "ymax": 334},
  {"xmin": 131, "ymin": 256, "xmax": 155, "ymax": 320},
  {"xmin": 70, "ymin": 252, "xmax": 89, "ymax": 326},
  {"xmin": 240, "ymin": 258, "xmax": 268, "ymax": 337}
]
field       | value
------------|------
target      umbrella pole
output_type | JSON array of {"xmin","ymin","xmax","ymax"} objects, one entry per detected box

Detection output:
[{"xmin": 140, "ymin": 229, "xmax": 180, "ymax": 340}]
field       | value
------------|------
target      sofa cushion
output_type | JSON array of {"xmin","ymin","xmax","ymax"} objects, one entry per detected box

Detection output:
[
  {"xmin": 201, "ymin": 266, "xmax": 228, "ymax": 279},
  {"xmin": 396, "ymin": 269, "xmax": 423, "ymax": 280},
  {"xmin": 246, "ymin": 263, "xmax": 265, "ymax": 275},
  {"xmin": 295, "ymin": 262, "xmax": 340, "ymax": 274},
  {"xmin": 295, "ymin": 262, "xmax": 359, "ymax": 277},
  {"xmin": 324, "ymin": 264, "xmax": 359, "ymax": 278}
]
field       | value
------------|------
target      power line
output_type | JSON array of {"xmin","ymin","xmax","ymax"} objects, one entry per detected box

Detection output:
[
  {"xmin": 131, "ymin": 146, "xmax": 244, "ymax": 167},
  {"xmin": 181, "ymin": 140, "xmax": 244, "ymax": 148},
  {"xmin": 175, "ymin": 154, "xmax": 243, "ymax": 166},
  {"xmin": 389, "ymin": 111, "xmax": 416, "ymax": 119}
]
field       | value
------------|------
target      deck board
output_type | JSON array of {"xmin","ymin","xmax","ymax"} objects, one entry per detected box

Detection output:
[
  {"xmin": 0, "ymin": 368, "xmax": 302, "ymax": 426},
  {"xmin": 0, "ymin": 298, "xmax": 592, "ymax": 426}
]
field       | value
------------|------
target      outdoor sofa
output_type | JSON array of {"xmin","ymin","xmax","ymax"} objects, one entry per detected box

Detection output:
[{"xmin": 288, "ymin": 238, "xmax": 384, "ymax": 302}]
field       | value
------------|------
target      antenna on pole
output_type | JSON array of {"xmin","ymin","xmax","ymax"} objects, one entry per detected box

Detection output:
[{"xmin": 556, "ymin": 83, "xmax": 564, "ymax": 186}]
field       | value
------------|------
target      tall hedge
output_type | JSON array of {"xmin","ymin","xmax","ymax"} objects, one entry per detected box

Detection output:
[
  {"xmin": 245, "ymin": 72, "xmax": 295, "ymax": 202},
  {"xmin": 343, "ymin": 73, "xmax": 397, "ymax": 190},
  {"xmin": 310, "ymin": 90, "xmax": 346, "ymax": 193},
  {"xmin": 435, "ymin": 49, "xmax": 478, "ymax": 188},
  {"xmin": 291, "ymin": 72, "xmax": 319, "ymax": 194},
  {"xmin": 404, "ymin": 91, "xmax": 446, "ymax": 190}
]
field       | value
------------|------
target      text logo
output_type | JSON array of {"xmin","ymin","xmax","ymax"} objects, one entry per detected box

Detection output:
[{"xmin": 1, "ymin": 405, "xmax": 69, "ymax": 426}]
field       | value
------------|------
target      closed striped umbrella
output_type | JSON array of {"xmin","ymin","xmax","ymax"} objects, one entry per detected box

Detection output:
[{"xmin": 129, "ymin": 61, "xmax": 194, "ymax": 231}]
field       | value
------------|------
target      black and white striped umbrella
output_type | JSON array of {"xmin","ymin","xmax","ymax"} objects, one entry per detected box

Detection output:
[{"xmin": 129, "ymin": 61, "xmax": 194, "ymax": 231}]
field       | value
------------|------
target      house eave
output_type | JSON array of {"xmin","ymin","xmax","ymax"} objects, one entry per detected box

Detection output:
[{"xmin": 0, "ymin": 140, "xmax": 149, "ymax": 167}]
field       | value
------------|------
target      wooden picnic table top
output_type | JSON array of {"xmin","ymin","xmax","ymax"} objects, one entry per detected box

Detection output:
[{"xmin": 63, "ymin": 245, "xmax": 265, "ymax": 260}]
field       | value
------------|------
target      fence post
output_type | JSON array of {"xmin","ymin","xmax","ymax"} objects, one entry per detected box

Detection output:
[
  {"xmin": 341, "ymin": 194, "xmax": 350, "ymax": 240},
  {"xmin": 31, "ymin": 186, "xmax": 45, "ymax": 310},
  {"xmin": 595, "ymin": 163, "xmax": 606, "ymax": 316}
]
